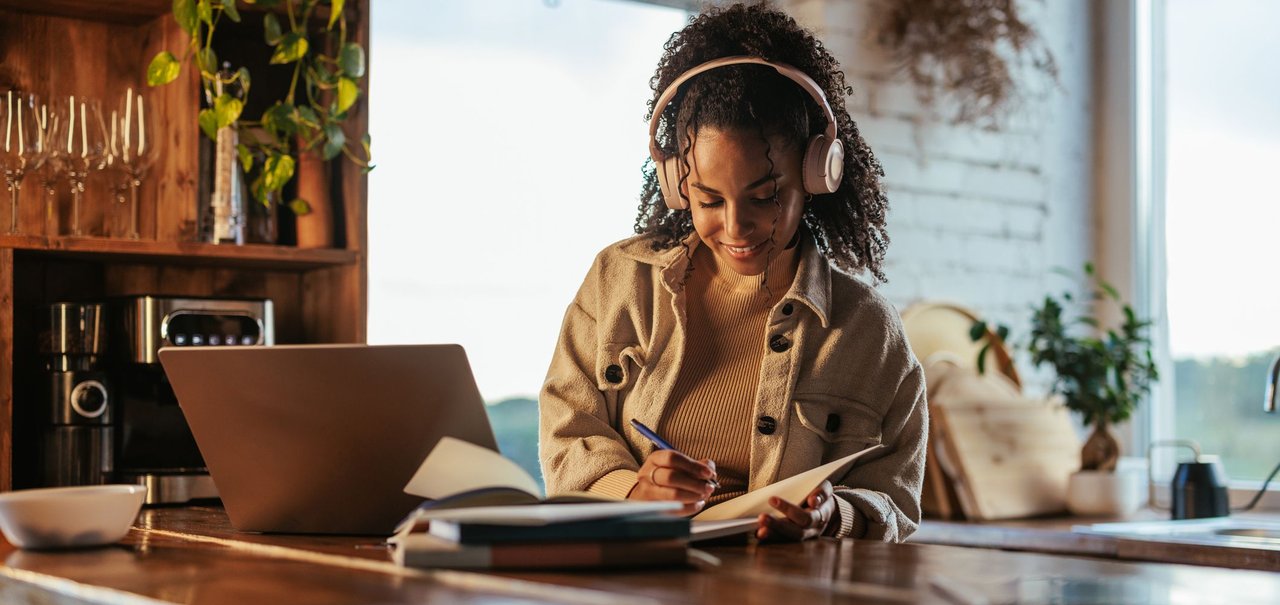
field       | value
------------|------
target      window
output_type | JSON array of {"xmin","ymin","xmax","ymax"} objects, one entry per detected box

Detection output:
[
  {"xmin": 1158, "ymin": 0, "xmax": 1280, "ymax": 482},
  {"xmin": 368, "ymin": 0, "xmax": 688, "ymax": 488}
]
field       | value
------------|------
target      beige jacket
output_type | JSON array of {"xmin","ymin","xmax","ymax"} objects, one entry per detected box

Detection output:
[{"xmin": 538, "ymin": 232, "xmax": 927, "ymax": 542}]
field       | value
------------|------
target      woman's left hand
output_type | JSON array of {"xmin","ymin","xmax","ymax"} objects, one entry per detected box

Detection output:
[{"xmin": 755, "ymin": 480, "xmax": 836, "ymax": 542}]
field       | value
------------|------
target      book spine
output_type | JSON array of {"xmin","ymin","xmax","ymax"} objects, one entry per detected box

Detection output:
[
  {"xmin": 439, "ymin": 520, "xmax": 691, "ymax": 544},
  {"xmin": 402, "ymin": 540, "xmax": 688, "ymax": 570}
]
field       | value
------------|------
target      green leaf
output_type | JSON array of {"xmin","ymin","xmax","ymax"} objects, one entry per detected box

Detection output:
[
  {"xmin": 1100, "ymin": 281, "xmax": 1121, "ymax": 301},
  {"xmin": 339, "ymin": 42, "xmax": 365, "ymax": 78},
  {"xmin": 262, "ymin": 102, "xmax": 297, "ymax": 137},
  {"xmin": 270, "ymin": 32, "xmax": 309, "ymax": 64},
  {"xmin": 995, "ymin": 324, "xmax": 1010, "ymax": 341},
  {"xmin": 336, "ymin": 77, "xmax": 359, "ymax": 113},
  {"xmin": 146, "ymin": 51, "xmax": 182, "ymax": 86},
  {"xmin": 263, "ymin": 13, "xmax": 283, "ymax": 45},
  {"xmin": 361, "ymin": 133, "xmax": 371, "ymax": 157},
  {"xmin": 197, "ymin": 108, "xmax": 218, "ymax": 140},
  {"xmin": 321, "ymin": 124, "xmax": 346, "ymax": 161},
  {"xmin": 197, "ymin": 0, "xmax": 213, "ymax": 26},
  {"xmin": 236, "ymin": 67, "xmax": 251, "ymax": 95},
  {"xmin": 220, "ymin": 0, "xmax": 240, "ymax": 22},
  {"xmin": 236, "ymin": 143, "xmax": 253, "ymax": 173},
  {"xmin": 214, "ymin": 94, "xmax": 243, "ymax": 129},
  {"xmin": 296, "ymin": 105, "xmax": 320, "ymax": 128},
  {"xmin": 1084, "ymin": 261, "xmax": 1096, "ymax": 276},
  {"xmin": 289, "ymin": 198, "xmax": 312, "ymax": 215},
  {"xmin": 263, "ymin": 153, "xmax": 296, "ymax": 192},
  {"xmin": 976, "ymin": 343, "xmax": 991, "ymax": 375},
  {"xmin": 969, "ymin": 320, "xmax": 987, "ymax": 342},
  {"xmin": 197, "ymin": 47, "xmax": 219, "ymax": 76},
  {"xmin": 328, "ymin": 0, "xmax": 346, "ymax": 30},
  {"xmin": 173, "ymin": 0, "xmax": 199, "ymax": 35}
]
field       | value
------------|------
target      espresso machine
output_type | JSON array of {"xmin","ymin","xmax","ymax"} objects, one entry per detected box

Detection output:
[
  {"xmin": 110, "ymin": 296, "xmax": 274, "ymax": 504},
  {"xmin": 38, "ymin": 303, "xmax": 113, "ymax": 487}
]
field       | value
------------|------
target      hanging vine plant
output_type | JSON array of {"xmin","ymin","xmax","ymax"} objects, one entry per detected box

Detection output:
[
  {"xmin": 875, "ymin": 0, "xmax": 1059, "ymax": 127},
  {"xmin": 146, "ymin": 0, "xmax": 372, "ymax": 214}
]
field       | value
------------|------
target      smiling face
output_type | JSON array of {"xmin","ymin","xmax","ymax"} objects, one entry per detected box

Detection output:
[{"xmin": 683, "ymin": 126, "xmax": 806, "ymax": 276}]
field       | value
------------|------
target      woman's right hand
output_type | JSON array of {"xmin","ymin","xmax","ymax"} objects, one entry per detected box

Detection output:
[{"xmin": 628, "ymin": 450, "xmax": 718, "ymax": 515}]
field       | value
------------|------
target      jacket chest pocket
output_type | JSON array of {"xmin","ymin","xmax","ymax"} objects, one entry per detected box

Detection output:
[{"xmin": 792, "ymin": 393, "xmax": 883, "ymax": 448}]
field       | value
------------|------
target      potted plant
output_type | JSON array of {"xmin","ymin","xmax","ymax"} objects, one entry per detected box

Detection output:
[
  {"xmin": 146, "ymin": 0, "xmax": 372, "ymax": 247},
  {"xmin": 973, "ymin": 263, "xmax": 1159, "ymax": 515}
]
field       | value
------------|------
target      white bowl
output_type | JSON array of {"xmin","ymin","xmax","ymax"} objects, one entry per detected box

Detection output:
[
  {"xmin": 1066, "ymin": 470, "xmax": 1143, "ymax": 517},
  {"xmin": 0, "ymin": 485, "xmax": 146, "ymax": 549}
]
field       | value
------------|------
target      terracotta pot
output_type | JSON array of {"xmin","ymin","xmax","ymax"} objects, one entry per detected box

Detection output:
[{"xmin": 293, "ymin": 150, "xmax": 333, "ymax": 249}]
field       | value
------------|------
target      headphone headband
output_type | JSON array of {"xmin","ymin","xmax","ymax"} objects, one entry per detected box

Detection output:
[{"xmin": 647, "ymin": 56, "xmax": 839, "ymax": 161}]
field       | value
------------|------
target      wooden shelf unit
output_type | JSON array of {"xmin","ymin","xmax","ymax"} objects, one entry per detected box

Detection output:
[{"xmin": 0, "ymin": 1, "xmax": 371, "ymax": 491}]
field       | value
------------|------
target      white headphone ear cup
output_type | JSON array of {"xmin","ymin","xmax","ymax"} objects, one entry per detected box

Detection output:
[
  {"xmin": 803, "ymin": 135, "xmax": 844, "ymax": 195},
  {"xmin": 657, "ymin": 155, "xmax": 687, "ymax": 210}
]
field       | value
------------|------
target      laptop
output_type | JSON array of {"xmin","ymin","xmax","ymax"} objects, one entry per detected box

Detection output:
[{"xmin": 158, "ymin": 344, "xmax": 499, "ymax": 535}]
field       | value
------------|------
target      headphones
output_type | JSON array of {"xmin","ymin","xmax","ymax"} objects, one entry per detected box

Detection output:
[{"xmin": 648, "ymin": 56, "xmax": 845, "ymax": 211}]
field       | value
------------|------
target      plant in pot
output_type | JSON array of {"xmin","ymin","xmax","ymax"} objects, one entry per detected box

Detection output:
[
  {"xmin": 146, "ymin": 0, "xmax": 372, "ymax": 248},
  {"xmin": 973, "ymin": 263, "xmax": 1159, "ymax": 516}
]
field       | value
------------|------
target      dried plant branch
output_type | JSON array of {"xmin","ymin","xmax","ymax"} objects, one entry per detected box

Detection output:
[{"xmin": 875, "ymin": 0, "xmax": 1059, "ymax": 127}]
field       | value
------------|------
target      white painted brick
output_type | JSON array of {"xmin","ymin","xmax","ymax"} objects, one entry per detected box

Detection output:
[
  {"xmin": 867, "ymin": 78, "xmax": 947, "ymax": 122},
  {"xmin": 902, "ymin": 193, "xmax": 1046, "ymax": 241},
  {"xmin": 856, "ymin": 115, "xmax": 917, "ymax": 151},
  {"xmin": 913, "ymin": 122, "xmax": 1044, "ymax": 168}
]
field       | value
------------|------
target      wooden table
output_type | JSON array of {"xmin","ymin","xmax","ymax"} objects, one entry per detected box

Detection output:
[
  {"xmin": 1, "ymin": 506, "xmax": 1278, "ymax": 604},
  {"xmin": 913, "ymin": 510, "xmax": 1280, "ymax": 571}
]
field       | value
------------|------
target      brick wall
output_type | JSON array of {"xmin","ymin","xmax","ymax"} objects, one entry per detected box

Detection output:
[{"xmin": 786, "ymin": 0, "xmax": 1096, "ymax": 390}]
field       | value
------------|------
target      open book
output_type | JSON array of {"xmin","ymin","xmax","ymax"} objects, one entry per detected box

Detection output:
[
  {"xmin": 401, "ymin": 438, "xmax": 682, "ymax": 526},
  {"xmin": 692, "ymin": 443, "xmax": 883, "ymax": 521},
  {"xmin": 401, "ymin": 437, "xmax": 881, "ymax": 529}
]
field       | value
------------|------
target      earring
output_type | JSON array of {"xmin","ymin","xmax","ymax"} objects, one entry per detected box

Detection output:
[{"xmin": 804, "ymin": 193, "xmax": 814, "ymax": 203}]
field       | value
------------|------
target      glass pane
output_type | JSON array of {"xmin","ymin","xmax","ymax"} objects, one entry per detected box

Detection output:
[
  {"xmin": 1164, "ymin": 0, "xmax": 1280, "ymax": 481},
  {"xmin": 368, "ymin": 0, "xmax": 688, "ymax": 486}
]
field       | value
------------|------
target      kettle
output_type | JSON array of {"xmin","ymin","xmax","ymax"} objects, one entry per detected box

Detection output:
[{"xmin": 1148, "ymin": 440, "xmax": 1231, "ymax": 520}]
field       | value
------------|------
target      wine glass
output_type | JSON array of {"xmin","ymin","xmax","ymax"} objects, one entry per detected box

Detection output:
[
  {"xmin": 48, "ymin": 95, "xmax": 107, "ymax": 237},
  {"xmin": 108, "ymin": 87, "xmax": 156, "ymax": 240},
  {"xmin": 1, "ymin": 90, "xmax": 48, "ymax": 235}
]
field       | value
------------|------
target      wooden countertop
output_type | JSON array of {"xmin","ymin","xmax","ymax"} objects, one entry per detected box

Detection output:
[
  {"xmin": 1, "ymin": 506, "xmax": 1279, "ymax": 604},
  {"xmin": 913, "ymin": 509, "xmax": 1280, "ymax": 571}
]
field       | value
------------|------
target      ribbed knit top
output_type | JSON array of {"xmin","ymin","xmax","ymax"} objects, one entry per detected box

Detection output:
[{"xmin": 660, "ymin": 242, "xmax": 798, "ymax": 506}]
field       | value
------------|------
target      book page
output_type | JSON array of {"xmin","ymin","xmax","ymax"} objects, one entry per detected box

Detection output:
[
  {"xmin": 410, "ymin": 501, "xmax": 685, "ymax": 526},
  {"xmin": 693, "ymin": 444, "xmax": 883, "ymax": 521},
  {"xmin": 404, "ymin": 437, "xmax": 543, "ymax": 500}
]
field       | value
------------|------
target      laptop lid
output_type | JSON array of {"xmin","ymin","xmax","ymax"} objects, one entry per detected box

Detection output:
[{"xmin": 158, "ymin": 344, "xmax": 498, "ymax": 535}]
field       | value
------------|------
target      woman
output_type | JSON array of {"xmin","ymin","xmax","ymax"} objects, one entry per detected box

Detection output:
[{"xmin": 539, "ymin": 2, "xmax": 926, "ymax": 542}]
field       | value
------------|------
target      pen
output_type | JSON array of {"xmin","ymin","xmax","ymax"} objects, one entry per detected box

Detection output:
[{"xmin": 629, "ymin": 418, "xmax": 721, "ymax": 489}]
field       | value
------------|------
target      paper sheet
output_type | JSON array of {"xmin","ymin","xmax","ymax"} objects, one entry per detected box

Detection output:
[
  {"xmin": 407, "ymin": 500, "xmax": 685, "ymax": 526},
  {"xmin": 404, "ymin": 437, "xmax": 543, "ymax": 500},
  {"xmin": 693, "ymin": 444, "xmax": 883, "ymax": 521}
]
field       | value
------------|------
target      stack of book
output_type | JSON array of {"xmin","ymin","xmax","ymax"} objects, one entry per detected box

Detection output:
[{"xmin": 390, "ymin": 437, "xmax": 691, "ymax": 570}]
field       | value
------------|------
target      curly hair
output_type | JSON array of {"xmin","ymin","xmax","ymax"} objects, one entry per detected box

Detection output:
[{"xmin": 634, "ymin": 2, "xmax": 891, "ymax": 282}]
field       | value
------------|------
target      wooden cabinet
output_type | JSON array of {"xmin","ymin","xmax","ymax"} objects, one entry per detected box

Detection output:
[{"xmin": 0, "ymin": 0, "xmax": 370, "ymax": 490}]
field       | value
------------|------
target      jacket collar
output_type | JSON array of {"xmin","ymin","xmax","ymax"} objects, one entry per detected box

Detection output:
[{"xmin": 617, "ymin": 231, "xmax": 832, "ymax": 328}]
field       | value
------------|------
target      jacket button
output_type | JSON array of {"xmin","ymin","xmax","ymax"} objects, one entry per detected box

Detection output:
[
  {"xmin": 768, "ymin": 334, "xmax": 791, "ymax": 353},
  {"xmin": 782, "ymin": 303, "xmax": 794, "ymax": 316},
  {"xmin": 604, "ymin": 364, "xmax": 623, "ymax": 384},
  {"xmin": 756, "ymin": 415, "xmax": 777, "ymax": 435},
  {"xmin": 826, "ymin": 413, "xmax": 841, "ymax": 433}
]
